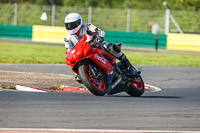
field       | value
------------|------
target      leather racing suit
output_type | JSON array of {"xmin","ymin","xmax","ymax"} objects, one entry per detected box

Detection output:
[{"xmin": 64, "ymin": 23, "xmax": 134, "ymax": 76}]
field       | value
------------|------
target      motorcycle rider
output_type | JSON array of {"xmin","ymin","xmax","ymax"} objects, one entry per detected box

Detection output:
[{"xmin": 64, "ymin": 13, "xmax": 137, "ymax": 81}]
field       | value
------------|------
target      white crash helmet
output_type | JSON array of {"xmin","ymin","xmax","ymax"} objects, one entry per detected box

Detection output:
[{"xmin": 64, "ymin": 13, "xmax": 82, "ymax": 35}]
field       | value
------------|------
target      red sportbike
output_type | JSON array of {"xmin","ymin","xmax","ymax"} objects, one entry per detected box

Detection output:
[{"xmin": 65, "ymin": 35, "xmax": 144, "ymax": 96}]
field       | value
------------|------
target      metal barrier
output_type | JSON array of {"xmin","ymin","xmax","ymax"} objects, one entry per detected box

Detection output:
[
  {"xmin": 32, "ymin": 25, "xmax": 66, "ymax": 43},
  {"xmin": 1, "ymin": 24, "xmax": 200, "ymax": 52},
  {"xmin": 0, "ymin": 24, "xmax": 167, "ymax": 50},
  {"xmin": 167, "ymin": 33, "xmax": 200, "ymax": 52},
  {"xmin": 105, "ymin": 31, "xmax": 167, "ymax": 49},
  {"xmin": 0, "ymin": 25, "xmax": 32, "ymax": 39}
]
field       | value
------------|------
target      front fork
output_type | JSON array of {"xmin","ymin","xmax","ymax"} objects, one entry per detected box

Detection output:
[{"xmin": 88, "ymin": 64, "xmax": 103, "ymax": 79}]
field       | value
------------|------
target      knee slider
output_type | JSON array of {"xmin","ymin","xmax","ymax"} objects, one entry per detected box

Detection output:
[
  {"xmin": 113, "ymin": 45, "xmax": 121, "ymax": 53},
  {"xmin": 104, "ymin": 43, "xmax": 123, "ymax": 58}
]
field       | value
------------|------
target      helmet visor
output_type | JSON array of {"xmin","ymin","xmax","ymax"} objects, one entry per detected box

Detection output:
[{"xmin": 65, "ymin": 19, "xmax": 81, "ymax": 30}]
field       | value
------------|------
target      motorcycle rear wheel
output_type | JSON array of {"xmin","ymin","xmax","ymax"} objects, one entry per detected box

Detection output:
[
  {"xmin": 78, "ymin": 64, "xmax": 108, "ymax": 96},
  {"xmin": 126, "ymin": 75, "xmax": 144, "ymax": 97}
]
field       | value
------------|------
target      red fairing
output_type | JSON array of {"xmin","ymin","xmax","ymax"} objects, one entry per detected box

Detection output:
[
  {"xmin": 65, "ymin": 35, "xmax": 114, "ymax": 74},
  {"xmin": 101, "ymin": 50, "xmax": 116, "ymax": 66},
  {"xmin": 90, "ymin": 51, "xmax": 114, "ymax": 74}
]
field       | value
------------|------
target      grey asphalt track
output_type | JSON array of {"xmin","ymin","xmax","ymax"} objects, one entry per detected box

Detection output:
[{"xmin": 0, "ymin": 64, "xmax": 200, "ymax": 131}]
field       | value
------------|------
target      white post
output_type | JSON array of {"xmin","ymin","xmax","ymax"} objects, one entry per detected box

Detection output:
[
  {"xmin": 51, "ymin": 4, "xmax": 56, "ymax": 26},
  {"xmin": 163, "ymin": 1, "xmax": 170, "ymax": 34},
  {"xmin": 88, "ymin": 6, "xmax": 92, "ymax": 23},
  {"xmin": 14, "ymin": 3, "xmax": 18, "ymax": 25},
  {"xmin": 164, "ymin": 9, "xmax": 170, "ymax": 34},
  {"xmin": 170, "ymin": 15, "xmax": 184, "ymax": 34},
  {"xmin": 126, "ymin": 8, "xmax": 131, "ymax": 32}
]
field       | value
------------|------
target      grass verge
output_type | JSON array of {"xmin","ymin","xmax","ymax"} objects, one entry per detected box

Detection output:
[
  {"xmin": 0, "ymin": 42, "xmax": 66, "ymax": 64},
  {"xmin": 0, "ymin": 83, "xmax": 16, "ymax": 90},
  {"xmin": 124, "ymin": 51, "xmax": 200, "ymax": 66},
  {"xmin": 0, "ymin": 42, "xmax": 199, "ymax": 66}
]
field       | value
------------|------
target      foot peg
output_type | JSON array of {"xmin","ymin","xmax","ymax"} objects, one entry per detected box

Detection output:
[{"xmin": 137, "ymin": 71, "xmax": 141, "ymax": 75}]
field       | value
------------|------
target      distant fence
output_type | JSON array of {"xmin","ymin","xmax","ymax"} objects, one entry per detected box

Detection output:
[
  {"xmin": 0, "ymin": 3, "xmax": 200, "ymax": 33},
  {"xmin": 1, "ymin": 24, "xmax": 200, "ymax": 52}
]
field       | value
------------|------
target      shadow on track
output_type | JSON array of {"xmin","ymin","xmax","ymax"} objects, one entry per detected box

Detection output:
[
  {"xmin": 141, "ymin": 96, "xmax": 181, "ymax": 98},
  {"xmin": 106, "ymin": 95, "xmax": 181, "ymax": 99}
]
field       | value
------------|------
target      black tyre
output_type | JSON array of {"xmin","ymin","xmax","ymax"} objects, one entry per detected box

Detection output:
[
  {"xmin": 78, "ymin": 64, "xmax": 108, "ymax": 96},
  {"xmin": 126, "ymin": 75, "xmax": 144, "ymax": 97}
]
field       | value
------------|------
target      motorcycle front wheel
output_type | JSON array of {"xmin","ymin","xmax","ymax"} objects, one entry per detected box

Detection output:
[
  {"xmin": 78, "ymin": 64, "xmax": 108, "ymax": 96},
  {"xmin": 126, "ymin": 75, "xmax": 144, "ymax": 97}
]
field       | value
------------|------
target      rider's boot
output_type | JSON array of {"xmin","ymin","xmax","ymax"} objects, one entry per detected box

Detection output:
[
  {"xmin": 103, "ymin": 42, "xmax": 140, "ymax": 76},
  {"xmin": 118, "ymin": 54, "xmax": 141, "ymax": 76}
]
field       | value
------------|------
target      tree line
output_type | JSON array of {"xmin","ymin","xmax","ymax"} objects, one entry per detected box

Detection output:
[{"xmin": 0, "ymin": 0, "xmax": 199, "ymax": 11}]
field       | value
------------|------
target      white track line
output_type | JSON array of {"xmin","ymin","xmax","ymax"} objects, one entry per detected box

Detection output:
[
  {"xmin": 16, "ymin": 85, "xmax": 46, "ymax": 92},
  {"xmin": 0, "ymin": 128, "xmax": 199, "ymax": 133},
  {"xmin": 0, "ymin": 70, "xmax": 71, "ymax": 77},
  {"xmin": 145, "ymin": 84, "xmax": 162, "ymax": 92}
]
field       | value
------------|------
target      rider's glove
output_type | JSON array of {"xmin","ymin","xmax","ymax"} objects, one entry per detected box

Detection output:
[
  {"xmin": 97, "ymin": 36, "xmax": 104, "ymax": 43},
  {"xmin": 96, "ymin": 30, "xmax": 105, "ymax": 43}
]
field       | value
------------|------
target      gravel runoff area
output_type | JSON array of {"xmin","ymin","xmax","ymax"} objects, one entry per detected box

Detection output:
[{"xmin": 0, "ymin": 71, "xmax": 85, "ymax": 90}]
